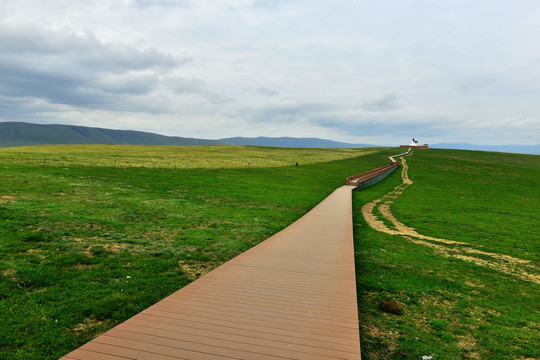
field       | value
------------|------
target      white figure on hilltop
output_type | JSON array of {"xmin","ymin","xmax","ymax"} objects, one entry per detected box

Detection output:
[{"xmin": 409, "ymin": 138, "xmax": 419, "ymax": 146}]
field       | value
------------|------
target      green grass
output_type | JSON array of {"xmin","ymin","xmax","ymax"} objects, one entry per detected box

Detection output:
[
  {"xmin": 1, "ymin": 145, "xmax": 538, "ymax": 359},
  {"xmin": 0, "ymin": 145, "xmax": 395, "ymax": 360},
  {"xmin": 353, "ymin": 149, "xmax": 539, "ymax": 359}
]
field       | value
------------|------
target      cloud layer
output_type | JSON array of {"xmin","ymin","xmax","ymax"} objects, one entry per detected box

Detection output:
[{"xmin": 1, "ymin": 0, "xmax": 539, "ymax": 145}]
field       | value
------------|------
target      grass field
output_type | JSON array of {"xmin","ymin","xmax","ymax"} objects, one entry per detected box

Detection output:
[
  {"xmin": 0, "ymin": 145, "xmax": 393, "ymax": 360},
  {"xmin": 0, "ymin": 145, "xmax": 538, "ymax": 359},
  {"xmin": 0, "ymin": 144, "xmax": 373, "ymax": 169},
  {"xmin": 353, "ymin": 149, "xmax": 539, "ymax": 359}
]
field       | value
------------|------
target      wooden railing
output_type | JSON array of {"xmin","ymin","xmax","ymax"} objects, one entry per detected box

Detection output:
[{"xmin": 345, "ymin": 147, "xmax": 411, "ymax": 190}]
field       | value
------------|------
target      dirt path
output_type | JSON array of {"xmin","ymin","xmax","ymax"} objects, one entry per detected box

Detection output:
[{"xmin": 361, "ymin": 152, "xmax": 539, "ymax": 285}]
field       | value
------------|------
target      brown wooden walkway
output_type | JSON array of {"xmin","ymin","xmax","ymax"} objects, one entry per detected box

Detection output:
[{"xmin": 60, "ymin": 185, "xmax": 361, "ymax": 360}]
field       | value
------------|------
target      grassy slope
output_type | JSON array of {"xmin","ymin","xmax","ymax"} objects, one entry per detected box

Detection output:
[
  {"xmin": 0, "ymin": 146, "xmax": 395, "ymax": 360},
  {"xmin": 354, "ymin": 149, "xmax": 539, "ymax": 359}
]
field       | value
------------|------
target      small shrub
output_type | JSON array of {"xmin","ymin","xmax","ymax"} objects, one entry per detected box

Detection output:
[{"xmin": 380, "ymin": 298, "xmax": 404, "ymax": 315}]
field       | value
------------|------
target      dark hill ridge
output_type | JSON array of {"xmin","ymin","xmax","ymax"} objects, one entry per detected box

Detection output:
[
  {"xmin": 0, "ymin": 122, "xmax": 365, "ymax": 148},
  {"xmin": 0, "ymin": 122, "xmax": 220, "ymax": 147}
]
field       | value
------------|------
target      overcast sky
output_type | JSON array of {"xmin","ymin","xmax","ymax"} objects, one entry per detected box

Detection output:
[{"xmin": 1, "ymin": 0, "xmax": 539, "ymax": 145}]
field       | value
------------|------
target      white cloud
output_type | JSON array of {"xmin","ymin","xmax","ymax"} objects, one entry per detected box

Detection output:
[{"xmin": 131, "ymin": 0, "xmax": 193, "ymax": 9}]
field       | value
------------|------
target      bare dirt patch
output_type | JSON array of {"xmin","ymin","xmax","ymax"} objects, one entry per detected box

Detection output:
[
  {"xmin": 0, "ymin": 195, "xmax": 16, "ymax": 204},
  {"xmin": 457, "ymin": 335, "xmax": 480, "ymax": 359},
  {"xmin": 465, "ymin": 281, "xmax": 484, "ymax": 288},
  {"xmin": 2, "ymin": 268, "xmax": 16, "ymax": 277},
  {"xmin": 362, "ymin": 321, "xmax": 400, "ymax": 354},
  {"xmin": 179, "ymin": 260, "xmax": 212, "ymax": 280},
  {"xmin": 73, "ymin": 316, "xmax": 105, "ymax": 333}
]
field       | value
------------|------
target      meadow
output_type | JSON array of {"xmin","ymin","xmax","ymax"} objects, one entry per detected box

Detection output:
[
  {"xmin": 354, "ymin": 149, "xmax": 539, "ymax": 359},
  {"xmin": 0, "ymin": 145, "xmax": 391, "ymax": 359},
  {"xmin": 0, "ymin": 145, "xmax": 538, "ymax": 359},
  {"xmin": 0, "ymin": 144, "xmax": 372, "ymax": 169}
]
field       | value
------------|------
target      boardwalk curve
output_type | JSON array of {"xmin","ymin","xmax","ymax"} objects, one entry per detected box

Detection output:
[{"xmin": 61, "ymin": 152, "xmax": 410, "ymax": 360}]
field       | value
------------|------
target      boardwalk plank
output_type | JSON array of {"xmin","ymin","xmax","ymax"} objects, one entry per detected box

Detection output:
[
  {"xmin": 60, "ymin": 185, "xmax": 361, "ymax": 359},
  {"xmin": 131, "ymin": 314, "xmax": 360, "ymax": 348},
  {"xmin": 119, "ymin": 321, "xmax": 360, "ymax": 354}
]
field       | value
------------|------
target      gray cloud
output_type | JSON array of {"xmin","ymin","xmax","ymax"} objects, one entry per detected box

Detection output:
[
  {"xmin": 0, "ymin": 23, "xmax": 185, "ymax": 110},
  {"xmin": 168, "ymin": 78, "xmax": 206, "ymax": 94},
  {"xmin": 0, "ymin": 0, "xmax": 539, "ymax": 145},
  {"xmin": 0, "ymin": 25, "xmax": 180, "ymax": 71},
  {"xmin": 246, "ymin": 103, "xmax": 337, "ymax": 124},
  {"xmin": 256, "ymin": 87, "xmax": 280, "ymax": 97},
  {"xmin": 164, "ymin": 77, "xmax": 232, "ymax": 104},
  {"xmin": 94, "ymin": 74, "xmax": 161, "ymax": 96},
  {"xmin": 0, "ymin": 96, "xmax": 53, "ymax": 121},
  {"xmin": 0, "ymin": 61, "xmax": 109, "ymax": 107},
  {"xmin": 361, "ymin": 94, "xmax": 402, "ymax": 112},
  {"xmin": 309, "ymin": 115, "xmax": 447, "ymax": 139}
]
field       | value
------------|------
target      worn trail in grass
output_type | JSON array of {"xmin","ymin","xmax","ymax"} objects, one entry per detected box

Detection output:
[
  {"xmin": 354, "ymin": 149, "xmax": 539, "ymax": 359},
  {"xmin": 362, "ymin": 152, "xmax": 539, "ymax": 285}
]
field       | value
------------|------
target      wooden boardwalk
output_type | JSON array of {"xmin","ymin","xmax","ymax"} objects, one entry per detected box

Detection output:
[{"xmin": 60, "ymin": 185, "xmax": 361, "ymax": 360}]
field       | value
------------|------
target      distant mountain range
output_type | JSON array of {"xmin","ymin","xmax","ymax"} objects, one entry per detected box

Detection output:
[
  {"xmin": 1, "ymin": 122, "xmax": 538, "ymax": 154},
  {"xmin": 431, "ymin": 143, "xmax": 540, "ymax": 155},
  {"xmin": 0, "ymin": 122, "xmax": 367, "ymax": 148},
  {"xmin": 0, "ymin": 122, "xmax": 219, "ymax": 147},
  {"xmin": 220, "ymin": 136, "xmax": 368, "ymax": 148}
]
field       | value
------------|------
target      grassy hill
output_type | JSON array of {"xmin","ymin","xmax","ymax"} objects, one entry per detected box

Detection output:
[
  {"xmin": 353, "ymin": 149, "xmax": 539, "ymax": 359},
  {"xmin": 0, "ymin": 145, "xmax": 538, "ymax": 359}
]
